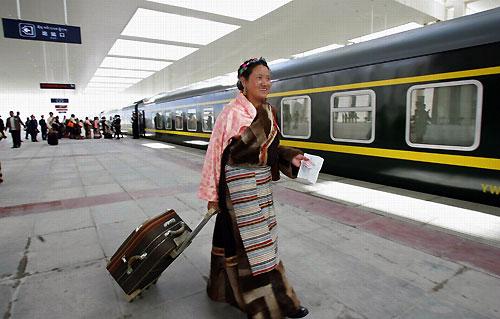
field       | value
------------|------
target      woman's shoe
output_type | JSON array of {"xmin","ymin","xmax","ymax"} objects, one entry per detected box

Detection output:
[{"xmin": 288, "ymin": 306, "xmax": 309, "ymax": 318}]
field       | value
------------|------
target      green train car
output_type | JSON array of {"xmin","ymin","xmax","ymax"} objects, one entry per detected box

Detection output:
[{"xmin": 104, "ymin": 8, "xmax": 500, "ymax": 207}]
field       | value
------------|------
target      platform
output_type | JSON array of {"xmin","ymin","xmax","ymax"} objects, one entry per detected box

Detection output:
[{"xmin": 1, "ymin": 137, "xmax": 499, "ymax": 319}]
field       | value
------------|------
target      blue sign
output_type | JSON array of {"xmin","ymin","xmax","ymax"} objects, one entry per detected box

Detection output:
[
  {"xmin": 51, "ymin": 98, "xmax": 69, "ymax": 103},
  {"xmin": 2, "ymin": 18, "xmax": 81, "ymax": 44}
]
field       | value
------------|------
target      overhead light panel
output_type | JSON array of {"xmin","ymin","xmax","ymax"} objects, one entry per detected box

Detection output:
[
  {"xmin": 90, "ymin": 77, "xmax": 143, "ymax": 84},
  {"xmin": 100, "ymin": 57, "xmax": 172, "ymax": 71},
  {"xmin": 292, "ymin": 44, "xmax": 344, "ymax": 58},
  {"xmin": 94, "ymin": 68, "xmax": 154, "ymax": 78},
  {"xmin": 108, "ymin": 39, "xmax": 198, "ymax": 60},
  {"xmin": 147, "ymin": 0, "xmax": 292, "ymax": 21},
  {"xmin": 83, "ymin": 87, "xmax": 126, "ymax": 94},
  {"xmin": 121, "ymin": 8, "xmax": 240, "ymax": 45},
  {"xmin": 87, "ymin": 83, "xmax": 133, "ymax": 88},
  {"xmin": 267, "ymin": 58, "xmax": 289, "ymax": 65},
  {"xmin": 349, "ymin": 22, "xmax": 422, "ymax": 44}
]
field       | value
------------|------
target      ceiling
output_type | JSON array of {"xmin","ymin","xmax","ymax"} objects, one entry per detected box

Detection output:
[{"xmin": 0, "ymin": 0, "xmax": 499, "ymax": 106}]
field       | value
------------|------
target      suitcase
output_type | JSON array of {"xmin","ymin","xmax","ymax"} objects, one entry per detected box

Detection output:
[
  {"xmin": 48, "ymin": 132, "xmax": 58, "ymax": 145},
  {"xmin": 106, "ymin": 208, "xmax": 217, "ymax": 302}
]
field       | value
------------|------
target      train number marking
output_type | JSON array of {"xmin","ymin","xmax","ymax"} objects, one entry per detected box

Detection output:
[{"xmin": 481, "ymin": 184, "xmax": 500, "ymax": 195}]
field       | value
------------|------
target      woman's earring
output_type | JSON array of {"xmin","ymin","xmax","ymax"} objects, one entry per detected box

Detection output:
[{"xmin": 243, "ymin": 87, "xmax": 247, "ymax": 96}]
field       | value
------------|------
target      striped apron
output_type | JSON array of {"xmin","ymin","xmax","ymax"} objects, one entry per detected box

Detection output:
[{"xmin": 225, "ymin": 164, "xmax": 278, "ymax": 275}]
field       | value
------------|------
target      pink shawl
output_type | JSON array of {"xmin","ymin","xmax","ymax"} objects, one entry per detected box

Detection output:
[{"xmin": 199, "ymin": 92, "xmax": 257, "ymax": 201}]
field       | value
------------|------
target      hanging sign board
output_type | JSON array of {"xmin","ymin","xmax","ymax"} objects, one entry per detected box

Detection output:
[
  {"xmin": 2, "ymin": 18, "xmax": 82, "ymax": 44},
  {"xmin": 51, "ymin": 98, "xmax": 69, "ymax": 103},
  {"xmin": 55, "ymin": 105, "xmax": 68, "ymax": 110},
  {"xmin": 40, "ymin": 83, "xmax": 75, "ymax": 89}
]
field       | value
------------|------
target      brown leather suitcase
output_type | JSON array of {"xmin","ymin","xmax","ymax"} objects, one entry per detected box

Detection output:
[{"xmin": 106, "ymin": 208, "xmax": 216, "ymax": 301}]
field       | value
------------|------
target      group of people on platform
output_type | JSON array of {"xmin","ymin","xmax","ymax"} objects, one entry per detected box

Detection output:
[{"xmin": 0, "ymin": 111, "xmax": 134, "ymax": 148}]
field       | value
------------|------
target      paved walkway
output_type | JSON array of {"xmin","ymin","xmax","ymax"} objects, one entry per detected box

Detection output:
[{"xmin": 0, "ymin": 137, "xmax": 499, "ymax": 319}]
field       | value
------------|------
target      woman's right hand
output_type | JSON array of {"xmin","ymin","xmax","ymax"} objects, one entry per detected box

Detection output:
[{"xmin": 208, "ymin": 201, "xmax": 220, "ymax": 213}]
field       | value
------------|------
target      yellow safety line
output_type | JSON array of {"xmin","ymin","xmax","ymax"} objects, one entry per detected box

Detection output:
[{"xmin": 280, "ymin": 140, "xmax": 500, "ymax": 171}]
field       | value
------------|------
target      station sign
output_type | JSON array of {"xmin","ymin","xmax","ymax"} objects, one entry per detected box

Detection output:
[
  {"xmin": 51, "ymin": 98, "xmax": 69, "ymax": 103},
  {"xmin": 40, "ymin": 83, "xmax": 75, "ymax": 89},
  {"xmin": 2, "ymin": 18, "xmax": 82, "ymax": 44}
]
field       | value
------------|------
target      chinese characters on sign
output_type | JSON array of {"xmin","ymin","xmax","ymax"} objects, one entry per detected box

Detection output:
[{"xmin": 2, "ymin": 18, "xmax": 81, "ymax": 44}]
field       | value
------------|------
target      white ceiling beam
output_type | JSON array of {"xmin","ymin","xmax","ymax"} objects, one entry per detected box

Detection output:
[
  {"xmin": 446, "ymin": 0, "xmax": 465, "ymax": 18},
  {"xmin": 394, "ymin": 0, "xmax": 447, "ymax": 20}
]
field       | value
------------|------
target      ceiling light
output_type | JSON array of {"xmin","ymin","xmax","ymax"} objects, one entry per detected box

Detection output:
[
  {"xmin": 94, "ymin": 68, "xmax": 155, "ymax": 78},
  {"xmin": 83, "ymin": 87, "xmax": 126, "ymax": 94},
  {"xmin": 108, "ymin": 39, "xmax": 198, "ymax": 60},
  {"xmin": 121, "ymin": 8, "xmax": 240, "ymax": 45},
  {"xmin": 147, "ymin": 0, "xmax": 292, "ymax": 21},
  {"xmin": 90, "ymin": 77, "xmax": 143, "ymax": 84},
  {"xmin": 267, "ymin": 58, "xmax": 289, "ymax": 65},
  {"xmin": 87, "ymin": 83, "xmax": 133, "ymax": 88},
  {"xmin": 349, "ymin": 22, "xmax": 422, "ymax": 44},
  {"xmin": 292, "ymin": 44, "xmax": 344, "ymax": 58},
  {"xmin": 100, "ymin": 57, "xmax": 172, "ymax": 71}
]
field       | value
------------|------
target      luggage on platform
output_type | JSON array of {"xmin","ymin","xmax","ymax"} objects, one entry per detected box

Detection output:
[
  {"xmin": 104, "ymin": 133, "xmax": 112, "ymax": 139},
  {"xmin": 106, "ymin": 208, "xmax": 217, "ymax": 302},
  {"xmin": 48, "ymin": 132, "xmax": 58, "ymax": 145}
]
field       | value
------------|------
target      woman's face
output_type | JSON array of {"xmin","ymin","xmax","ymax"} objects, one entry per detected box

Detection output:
[{"xmin": 241, "ymin": 64, "xmax": 271, "ymax": 103}]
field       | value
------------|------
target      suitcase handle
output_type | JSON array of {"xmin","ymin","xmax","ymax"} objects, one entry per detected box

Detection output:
[
  {"xmin": 126, "ymin": 252, "xmax": 147, "ymax": 275},
  {"xmin": 165, "ymin": 222, "xmax": 186, "ymax": 237},
  {"xmin": 170, "ymin": 208, "xmax": 218, "ymax": 258}
]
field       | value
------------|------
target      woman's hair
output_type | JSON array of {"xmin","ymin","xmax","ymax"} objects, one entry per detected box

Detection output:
[{"xmin": 236, "ymin": 57, "xmax": 269, "ymax": 91}]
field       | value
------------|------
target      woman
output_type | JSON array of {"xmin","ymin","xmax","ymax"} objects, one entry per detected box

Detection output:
[
  {"xmin": 199, "ymin": 58, "xmax": 309, "ymax": 319},
  {"xmin": 93, "ymin": 117, "xmax": 101, "ymax": 139},
  {"xmin": 84, "ymin": 117, "xmax": 92, "ymax": 139}
]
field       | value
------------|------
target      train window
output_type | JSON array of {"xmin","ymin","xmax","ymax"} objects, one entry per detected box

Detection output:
[
  {"xmin": 175, "ymin": 110, "xmax": 183, "ymax": 130},
  {"xmin": 202, "ymin": 107, "xmax": 214, "ymax": 132},
  {"xmin": 187, "ymin": 109, "xmax": 197, "ymax": 131},
  {"xmin": 164, "ymin": 112, "xmax": 172, "ymax": 129},
  {"xmin": 281, "ymin": 96, "xmax": 311, "ymax": 139},
  {"xmin": 330, "ymin": 90, "xmax": 375, "ymax": 143},
  {"xmin": 406, "ymin": 80, "xmax": 482, "ymax": 151},
  {"xmin": 154, "ymin": 112, "xmax": 164, "ymax": 130}
]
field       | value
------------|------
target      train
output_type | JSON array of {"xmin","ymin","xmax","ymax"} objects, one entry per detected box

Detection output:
[{"xmin": 103, "ymin": 8, "xmax": 500, "ymax": 208}]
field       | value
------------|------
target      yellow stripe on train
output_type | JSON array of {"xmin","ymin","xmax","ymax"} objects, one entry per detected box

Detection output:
[
  {"xmin": 280, "ymin": 140, "xmax": 500, "ymax": 171},
  {"xmin": 145, "ymin": 128, "xmax": 211, "ymax": 138},
  {"xmin": 143, "ymin": 127, "xmax": 499, "ymax": 171}
]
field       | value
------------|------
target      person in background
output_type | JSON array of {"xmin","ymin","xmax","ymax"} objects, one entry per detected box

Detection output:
[
  {"xmin": 199, "ymin": 57, "xmax": 309, "ymax": 319},
  {"xmin": 93, "ymin": 116, "xmax": 101, "ymax": 139},
  {"xmin": 84, "ymin": 117, "xmax": 92, "ymax": 139},
  {"xmin": 39, "ymin": 115, "xmax": 47, "ymax": 140},
  {"xmin": 5, "ymin": 111, "xmax": 22, "ymax": 148},
  {"xmin": 47, "ymin": 112, "xmax": 55, "ymax": 133},
  {"xmin": 113, "ymin": 115, "xmax": 121, "ymax": 140},
  {"xmin": 25, "ymin": 116, "xmax": 30, "ymax": 140},
  {"xmin": 68, "ymin": 114, "xmax": 77, "ymax": 139},
  {"xmin": 57, "ymin": 116, "xmax": 65, "ymax": 139},
  {"xmin": 0, "ymin": 115, "xmax": 5, "ymax": 140},
  {"xmin": 131, "ymin": 112, "xmax": 139, "ymax": 139},
  {"xmin": 28, "ymin": 114, "xmax": 39, "ymax": 142},
  {"xmin": 0, "ymin": 161, "xmax": 3, "ymax": 183}
]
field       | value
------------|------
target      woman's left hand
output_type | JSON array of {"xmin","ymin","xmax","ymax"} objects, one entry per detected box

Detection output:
[{"xmin": 291, "ymin": 154, "xmax": 309, "ymax": 167}]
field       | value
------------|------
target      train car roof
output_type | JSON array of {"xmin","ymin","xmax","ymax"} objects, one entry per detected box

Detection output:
[{"xmin": 150, "ymin": 8, "xmax": 500, "ymax": 105}]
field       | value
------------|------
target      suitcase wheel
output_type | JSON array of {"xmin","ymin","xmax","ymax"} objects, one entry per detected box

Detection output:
[{"xmin": 125, "ymin": 289, "xmax": 143, "ymax": 303}]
